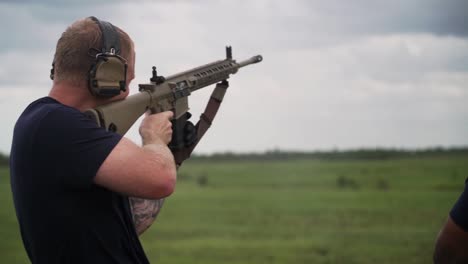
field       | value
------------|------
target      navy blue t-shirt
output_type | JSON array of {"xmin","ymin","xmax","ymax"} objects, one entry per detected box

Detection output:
[
  {"xmin": 451, "ymin": 178, "xmax": 468, "ymax": 231},
  {"xmin": 10, "ymin": 97, "xmax": 150, "ymax": 264}
]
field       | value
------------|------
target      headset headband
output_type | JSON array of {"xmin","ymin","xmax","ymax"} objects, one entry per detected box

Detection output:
[{"xmin": 89, "ymin": 16, "xmax": 121, "ymax": 55}]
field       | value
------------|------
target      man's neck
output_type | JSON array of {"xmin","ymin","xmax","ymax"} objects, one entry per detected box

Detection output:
[{"xmin": 48, "ymin": 81, "xmax": 100, "ymax": 112}]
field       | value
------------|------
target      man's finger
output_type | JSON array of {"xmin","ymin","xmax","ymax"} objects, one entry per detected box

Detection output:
[{"xmin": 162, "ymin": 111, "xmax": 174, "ymax": 119}]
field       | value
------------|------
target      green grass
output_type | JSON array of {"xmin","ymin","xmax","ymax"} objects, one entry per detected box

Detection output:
[
  {"xmin": 1, "ymin": 155, "xmax": 467, "ymax": 263},
  {"xmin": 0, "ymin": 167, "xmax": 29, "ymax": 263}
]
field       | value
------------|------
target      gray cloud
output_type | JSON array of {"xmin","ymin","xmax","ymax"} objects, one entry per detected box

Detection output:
[
  {"xmin": 1, "ymin": 0, "xmax": 467, "ymax": 52},
  {"xmin": 0, "ymin": 0, "xmax": 467, "ymax": 154},
  {"xmin": 301, "ymin": 0, "xmax": 468, "ymax": 37}
]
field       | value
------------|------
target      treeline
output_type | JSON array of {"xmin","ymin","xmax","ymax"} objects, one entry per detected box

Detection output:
[
  {"xmin": 0, "ymin": 147, "xmax": 467, "ymax": 166},
  {"xmin": 191, "ymin": 147, "xmax": 468, "ymax": 162}
]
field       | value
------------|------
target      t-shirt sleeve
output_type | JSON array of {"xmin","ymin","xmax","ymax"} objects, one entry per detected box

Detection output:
[
  {"xmin": 34, "ymin": 106, "xmax": 122, "ymax": 189},
  {"xmin": 450, "ymin": 178, "xmax": 468, "ymax": 231}
]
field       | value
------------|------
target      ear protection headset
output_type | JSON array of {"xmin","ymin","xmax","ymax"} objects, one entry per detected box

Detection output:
[
  {"xmin": 88, "ymin": 16, "xmax": 128, "ymax": 97},
  {"xmin": 50, "ymin": 16, "xmax": 128, "ymax": 98}
]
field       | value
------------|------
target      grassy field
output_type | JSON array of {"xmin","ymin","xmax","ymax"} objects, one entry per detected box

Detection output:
[{"xmin": 1, "ymin": 155, "xmax": 467, "ymax": 263}]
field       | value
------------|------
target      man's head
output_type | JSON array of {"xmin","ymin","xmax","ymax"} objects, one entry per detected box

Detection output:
[{"xmin": 52, "ymin": 17, "xmax": 135, "ymax": 98}]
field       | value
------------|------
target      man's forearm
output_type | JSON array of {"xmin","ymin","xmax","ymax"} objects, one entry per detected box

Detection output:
[{"xmin": 129, "ymin": 197, "xmax": 165, "ymax": 235}]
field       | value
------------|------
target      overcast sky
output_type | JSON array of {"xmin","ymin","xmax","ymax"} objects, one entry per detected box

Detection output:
[{"xmin": 0, "ymin": 0, "xmax": 467, "ymax": 154}]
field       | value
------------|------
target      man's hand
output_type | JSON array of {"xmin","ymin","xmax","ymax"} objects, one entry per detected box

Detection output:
[{"xmin": 139, "ymin": 111, "xmax": 173, "ymax": 145}]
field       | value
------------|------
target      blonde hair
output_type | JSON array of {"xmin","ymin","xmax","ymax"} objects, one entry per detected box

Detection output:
[{"xmin": 52, "ymin": 17, "xmax": 134, "ymax": 84}]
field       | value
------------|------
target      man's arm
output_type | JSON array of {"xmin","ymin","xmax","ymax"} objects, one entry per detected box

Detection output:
[
  {"xmin": 434, "ymin": 216, "xmax": 468, "ymax": 263},
  {"xmin": 94, "ymin": 111, "xmax": 177, "ymax": 199},
  {"xmin": 129, "ymin": 197, "xmax": 165, "ymax": 235}
]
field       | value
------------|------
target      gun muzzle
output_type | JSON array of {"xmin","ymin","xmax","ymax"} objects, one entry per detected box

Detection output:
[{"xmin": 237, "ymin": 55, "xmax": 263, "ymax": 68}]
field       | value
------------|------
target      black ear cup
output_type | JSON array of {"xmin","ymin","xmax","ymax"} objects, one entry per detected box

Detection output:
[{"xmin": 50, "ymin": 63, "xmax": 55, "ymax": 80}]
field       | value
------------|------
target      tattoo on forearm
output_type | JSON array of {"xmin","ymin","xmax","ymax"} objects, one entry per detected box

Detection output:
[{"xmin": 129, "ymin": 197, "xmax": 165, "ymax": 235}]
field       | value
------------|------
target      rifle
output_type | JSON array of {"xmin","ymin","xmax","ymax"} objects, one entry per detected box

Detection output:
[{"xmin": 84, "ymin": 46, "xmax": 263, "ymax": 165}]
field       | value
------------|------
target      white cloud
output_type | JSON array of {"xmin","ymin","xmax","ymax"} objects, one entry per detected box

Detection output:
[
  {"xmin": 0, "ymin": 50, "xmax": 52, "ymax": 86},
  {"xmin": 0, "ymin": 86, "xmax": 48, "ymax": 155}
]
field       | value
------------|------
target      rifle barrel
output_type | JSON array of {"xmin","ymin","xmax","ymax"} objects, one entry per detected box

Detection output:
[{"xmin": 237, "ymin": 55, "xmax": 263, "ymax": 68}]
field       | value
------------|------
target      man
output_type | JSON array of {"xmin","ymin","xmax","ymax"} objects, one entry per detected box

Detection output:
[
  {"xmin": 10, "ymin": 17, "xmax": 176, "ymax": 263},
  {"xmin": 434, "ymin": 182, "xmax": 468, "ymax": 263}
]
